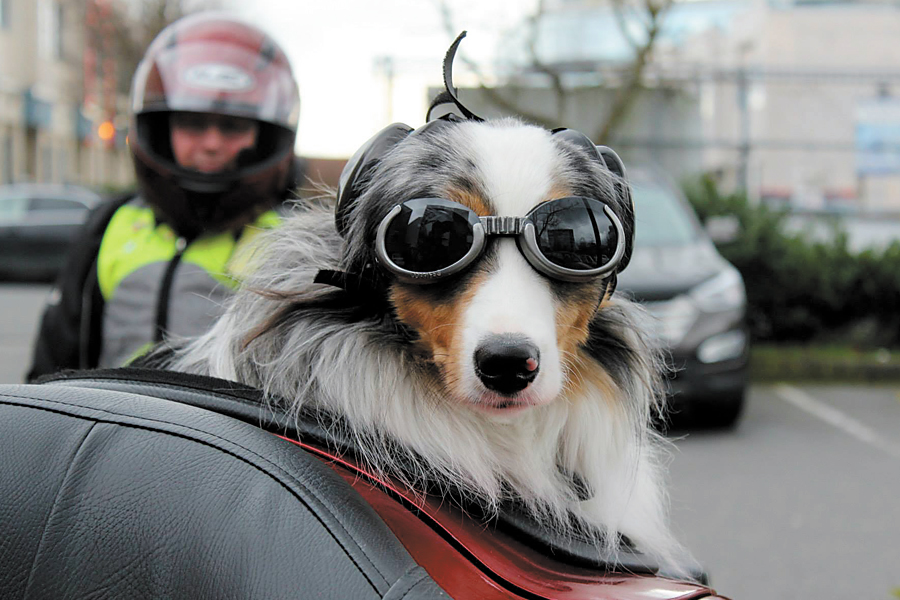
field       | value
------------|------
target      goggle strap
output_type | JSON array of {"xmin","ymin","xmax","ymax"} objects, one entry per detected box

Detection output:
[
  {"xmin": 313, "ymin": 268, "xmax": 402, "ymax": 319},
  {"xmin": 479, "ymin": 216, "xmax": 522, "ymax": 236},
  {"xmin": 603, "ymin": 274, "xmax": 618, "ymax": 299},
  {"xmin": 314, "ymin": 267, "xmax": 386, "ymax": 298}
]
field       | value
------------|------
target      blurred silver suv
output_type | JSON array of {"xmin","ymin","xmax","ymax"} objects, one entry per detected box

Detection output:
[
  {"xmin": 618, "ymin": 169, "xmax": 749, "ymax": 428},
  {"xmin": 0, "ymin": 183, "xmax": 101, "ymax": 282}
]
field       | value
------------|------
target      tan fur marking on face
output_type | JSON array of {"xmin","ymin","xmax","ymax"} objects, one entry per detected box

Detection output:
[
  {"xmin": 547, "ymin": 183, "xmax": 572, "ymax": 203},
  {"xmin": 566, "ymin": 347, "xmax": 621, "ymax": 407},
  {"xmin": 389, "ymin": 272, "xmax": 489, "ymax": 396},
  {"xmin": 599, "ymin": 276, "xmax": 618, "ymax": 305},
  {"xmin": 445, "ymin": 188, "xmax": 490, "ymax": 216},
  {"xmin": 555, "ymin": 296, "xmax": 597, "ymax": 359},
  {"xmin": 555, "ymin": 283, "xmax": 608, "ymax": 398}
]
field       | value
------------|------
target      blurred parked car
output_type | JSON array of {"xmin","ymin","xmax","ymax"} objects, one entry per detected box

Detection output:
[
  {"xmin": 0, "ymin": 183, "xmax": 102, "ymax": 282},
  {"xmin": 618, "ymin": 169, "xmax": 749, "ymax": 428}
]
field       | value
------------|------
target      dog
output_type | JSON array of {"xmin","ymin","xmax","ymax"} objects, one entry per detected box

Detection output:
[{"xmin": 164, "ymin": 35, "xmax": 688, "ymax": 576}]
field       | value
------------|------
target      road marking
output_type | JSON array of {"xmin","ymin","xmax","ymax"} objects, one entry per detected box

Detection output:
[{"xmin": 773, "ymin": 384, "xmax": 900, "ymax": 460}]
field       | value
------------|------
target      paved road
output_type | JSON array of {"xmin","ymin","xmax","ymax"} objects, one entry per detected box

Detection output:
[
  {"xmin": 1, "ymin": 283, "xmax": 899, "ymax": 599},
  {"xmin": 669, "ymin": 384, "xmax": 900, "ymax": 599},
  {"xmin": 0, "ymin": 283, "xmax": 50, "ymax": 383}
]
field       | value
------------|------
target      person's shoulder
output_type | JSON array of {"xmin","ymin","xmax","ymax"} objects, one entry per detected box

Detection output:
[
  {"xmin": 81, "ymin": 191, "xmax": 141, "ymax": 240},
  {"xmin": 104, "ymin": 190, "xmax": 140, "ymax": 209},
  {"xmin": 93, "ymin": 190, "xmax": 139, "ymax": 218}
]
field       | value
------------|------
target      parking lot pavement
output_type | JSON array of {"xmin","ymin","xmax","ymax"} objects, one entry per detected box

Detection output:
[
  {"xmin": 0, "ymin": 284, "xmax": 50, "ymax": 383},
  {"xmin": 772, "ymin": 383, "xmax": 900, "ymax": 458},
  {"xmin": 668, "ymin": 384, "xmax": 900, "ymax": 600}
]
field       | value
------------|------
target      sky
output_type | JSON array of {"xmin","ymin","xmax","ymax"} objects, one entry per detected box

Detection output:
[{"xmin": 224, "ymin": 0, "xmax": 537, "ymax": 158}]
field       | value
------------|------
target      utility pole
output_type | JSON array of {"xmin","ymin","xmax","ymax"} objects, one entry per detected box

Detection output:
[
  {"xmin": 735, "ymin": 40, "xmax": 755, "ymax": 196},
  {"xmin": 736, "ymin": 65, "xmax": 750, "ymax": 194},
  {"xmin": 375, "ymin": 56, "xmax": 395, "ymax": 124}
]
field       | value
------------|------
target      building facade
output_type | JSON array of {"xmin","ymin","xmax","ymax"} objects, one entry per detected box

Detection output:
[
  {"xmin": 0, "ymin": 0, "xmax": 131, "ymax": 189},
  {"xmin": 666, "ymin": 0, "xmax": 900, "ymax": 211},
  {"xmin": 483, "ymin": 0, "xmax": 900, "ymax": 211}
]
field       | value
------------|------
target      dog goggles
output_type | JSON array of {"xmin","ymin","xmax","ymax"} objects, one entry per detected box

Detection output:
[{"xmin": 375, "ymin": 197, "xmax": 626, "ymax": 283}]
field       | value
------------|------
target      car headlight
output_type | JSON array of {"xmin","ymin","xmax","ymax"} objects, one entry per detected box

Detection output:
[
  {"xmin": 697, "ymin": 329, "xmax": 747, "ymax": 363},
  {"xmin": 644, "ymin": 296, "xmax": 698, "ymax": 347},
  {"xmin": 689, "ymin": 266, "xmax": 746, "ymax": 313},
  {"xmin": 644, "ymin": 266, "xmax": 746, "ymax": 347}
]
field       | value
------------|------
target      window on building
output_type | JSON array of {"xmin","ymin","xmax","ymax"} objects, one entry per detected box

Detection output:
[
  {"xmin": 24, "ymin": 129, "xmax": 37, "ymax": 180},
  {"xmin": 1, "ymin": 135, "xmax": 11, "ymax": 184},
  {"xmin": 0, "ymin": 0, "xmax": 9, "ymax": 29},
  {"xmin": 38, "ymin": 0, "xmax": 64, "ymax": 60},
  {"xmin": 41, "ymin": 147, "xmax": 53, "ymax": 182},
  {"xmin": 55, "ymin": 3, "xmax": 64, "ymax": 59},
  {"xmin": 57, "ymin": 148, "xmax": 68, "ymax": 183}
]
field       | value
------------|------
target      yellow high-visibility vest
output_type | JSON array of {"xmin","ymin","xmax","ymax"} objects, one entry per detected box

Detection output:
[{"xmin": 95, "ymin": 200, "xmax": 280, "ymax": 367}]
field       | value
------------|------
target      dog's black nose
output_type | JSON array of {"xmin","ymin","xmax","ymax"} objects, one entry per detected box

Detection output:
[{"xmin": 474, "ymin": 335, "xmax": 540, "ymax": 395}]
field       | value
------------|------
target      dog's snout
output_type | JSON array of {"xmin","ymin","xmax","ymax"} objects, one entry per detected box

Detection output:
[{"xmin": 474, "ymin": 335, "xmax": 540, "ymax": 395}]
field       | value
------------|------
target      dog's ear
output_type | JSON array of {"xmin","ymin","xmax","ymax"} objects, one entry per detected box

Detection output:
[
  {"xmin": 551, "ymin": 128, "xmax": 635, "ymax": 273},
  {"xmin": 335, "ymin": 123, "xmax": 413, "ymax": 238}
]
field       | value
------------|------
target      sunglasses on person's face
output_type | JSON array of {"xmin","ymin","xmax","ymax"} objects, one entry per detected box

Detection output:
[
  {"xmin": 374, "ymin": 197, "xmax": 625, "ymax": 284},
  {"xmin": 170, "ymin": 112, "xmax": 258, "ymax": 136}
]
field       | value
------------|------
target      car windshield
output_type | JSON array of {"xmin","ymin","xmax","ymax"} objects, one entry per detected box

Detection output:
[
  {"xmin": 632, "ymin": 181, "xmax": 701, "ymax": 247},
  {"xmin": 0, "ymin": 197, "xmax": 27, "ymax": 223}
]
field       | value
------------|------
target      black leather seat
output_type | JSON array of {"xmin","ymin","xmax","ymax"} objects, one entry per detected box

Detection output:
[{"xmin": 0, "ymin": 370, "xmax": 449, "ymax": 599}]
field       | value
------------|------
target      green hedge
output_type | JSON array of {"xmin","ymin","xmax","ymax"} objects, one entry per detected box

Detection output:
[
  {"xmin": 683, "ymin": 175, "xmax": 900, "ymax": 347},
  {"xmin": 750, "ymin": 344, "xmax": 900, "ymax": 382}
]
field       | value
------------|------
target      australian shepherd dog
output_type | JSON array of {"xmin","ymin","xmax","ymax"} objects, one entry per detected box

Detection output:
[{"xmin": 165, "ymin": 110, "xmax": 688, "ymax": 573}]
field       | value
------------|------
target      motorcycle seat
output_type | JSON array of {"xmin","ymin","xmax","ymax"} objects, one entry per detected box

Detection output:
[{"xmin": 0, "ymin": 368, "xmax": 448, "ymax": 599}]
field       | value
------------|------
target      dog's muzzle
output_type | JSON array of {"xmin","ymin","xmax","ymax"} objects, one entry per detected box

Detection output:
[{"xmin": 474, "ymin": 334, "xmax": 540, "ymax": 396}]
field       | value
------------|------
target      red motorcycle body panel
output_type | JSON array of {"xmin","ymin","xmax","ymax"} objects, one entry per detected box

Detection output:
[{"xmin": 279, "ymin": 436, "xmax": 724, "ymax": 600}]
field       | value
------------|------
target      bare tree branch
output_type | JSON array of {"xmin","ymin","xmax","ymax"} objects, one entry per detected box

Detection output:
[
  {"xmin": 106, "ymin": 0, "xmax": 222, "ymax": 94},
  {"xmin": 524, "ymin": 0, "xmax": 567, "ymax": 123},
  {"xmin": 435, "ymin": 0, "xmax": 674, "ymax": 142},
  {"xmin": 595, "ymin": 0, "xmax": 673, "ymax": 142},
  {"xmin": 611, "ymin": 0, "xmax": 641, "ymax": 51},
  {"xmin": 436, "ymin": 0, "xmax": 557, "ymax": 128}
]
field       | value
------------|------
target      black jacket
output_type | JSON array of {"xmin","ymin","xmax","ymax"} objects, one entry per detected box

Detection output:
[{"xmin": 27, "ymin": 193, "xmax": 133, "ymax": 382}]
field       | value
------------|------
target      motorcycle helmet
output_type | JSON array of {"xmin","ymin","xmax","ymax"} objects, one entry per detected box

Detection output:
[{"xmin": 129, "ymin": 12, "xmax": 300, "ymax": 238}]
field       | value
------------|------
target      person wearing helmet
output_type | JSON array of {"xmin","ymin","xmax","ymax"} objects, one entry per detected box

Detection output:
[{"xmin": 27, "ymin": 13, "xmax": 301, "ymax": 381}]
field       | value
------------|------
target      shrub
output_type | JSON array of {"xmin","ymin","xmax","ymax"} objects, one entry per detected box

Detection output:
[{"xmin": 682, "ymin": 174, "xmax": 900, "ymax": 347}]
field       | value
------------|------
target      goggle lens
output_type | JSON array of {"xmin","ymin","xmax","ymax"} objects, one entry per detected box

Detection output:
[
  {"xmin": 382, "ymin": 198, "xmax": 478, "ymax": 273},
  {"xmin": 529, "ymin": 197, "xmax": 618, "ymax": 271},
  {"xmin": 376, "ymin": 196, "xmax": 624, "ymax": 283}
]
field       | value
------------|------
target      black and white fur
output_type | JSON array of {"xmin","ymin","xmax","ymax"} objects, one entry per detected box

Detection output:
[{"xmin": 166, "ymin": 117, "xmax": 689, "ymax": 573}]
